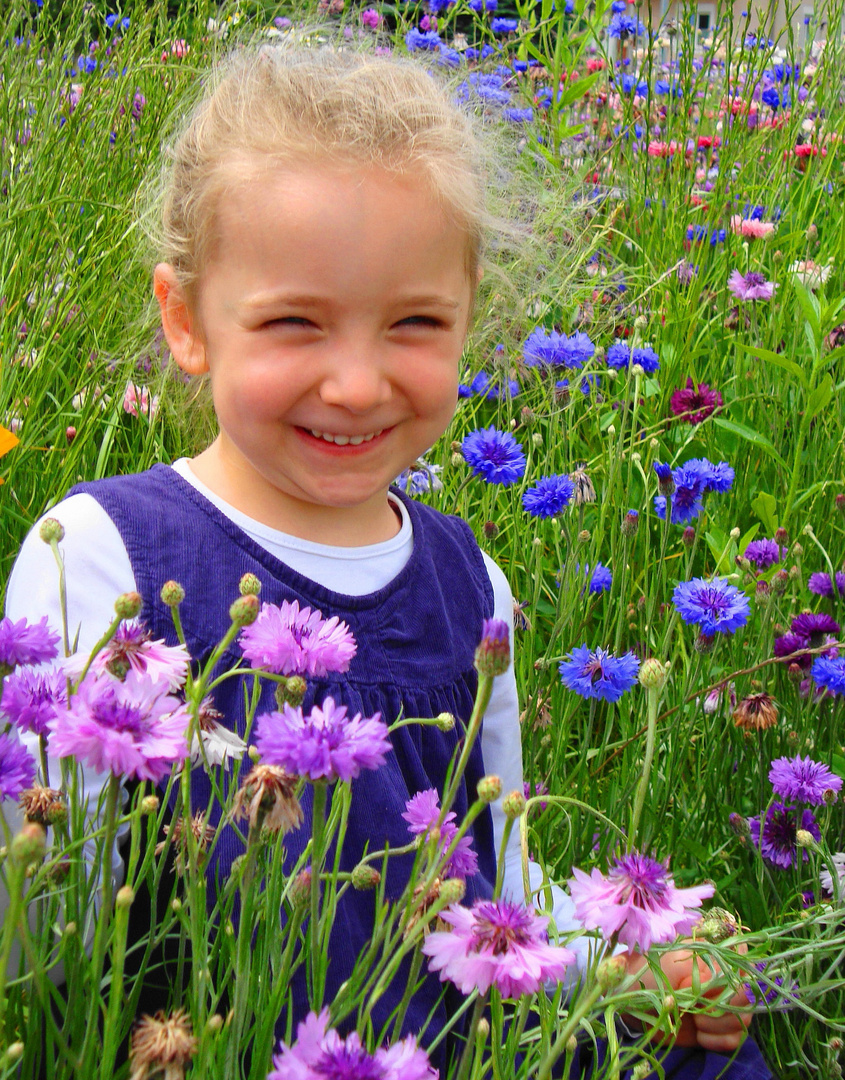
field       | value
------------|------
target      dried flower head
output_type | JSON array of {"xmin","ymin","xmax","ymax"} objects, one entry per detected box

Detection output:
[
  {"xmin": 129, "ymin": 1008, "xmax": 197, "ymax": 1080},
  {"xmin": 233, "ymin": 764, "xmax": 303, "ymax": 835},
  {"xmin": 733, "ymin": 692, "xmax": 778, "ymax": 731},
  {"xmin": 19, "ymin": 784, "xmax": 67, "ymax": 827},
  {"xmin": 155, "ymin": 812, "xmax": 215, "ymax": 875}
]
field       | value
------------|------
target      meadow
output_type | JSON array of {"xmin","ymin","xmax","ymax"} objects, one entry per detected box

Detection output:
[{"xmin": 1, "ymin": 0, "xmax": 845, "ymax": 1076}]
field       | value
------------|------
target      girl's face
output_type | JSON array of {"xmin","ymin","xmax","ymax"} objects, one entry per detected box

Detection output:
[{"xmin": 156, "ymin": 163, "xmax": 474, "ymax": 545}]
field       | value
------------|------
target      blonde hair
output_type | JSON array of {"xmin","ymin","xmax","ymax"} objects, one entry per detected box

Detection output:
[{"xmin": 157, "ymin": 45, "xmax": 491, "ymax": 303}]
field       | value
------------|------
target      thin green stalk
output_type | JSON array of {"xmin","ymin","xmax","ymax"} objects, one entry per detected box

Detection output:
[
  {"xmin": 310, "ymin": 781, "xmax": 329, "ymax": 1010},
  {"xmin": 628, "ymin": 681, "xmax": 660, "ymax": 851}
]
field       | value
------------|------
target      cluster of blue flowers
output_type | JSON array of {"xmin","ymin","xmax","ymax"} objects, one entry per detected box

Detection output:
[
  {"xmin": 653, "ymin": 457, "xmax": 734, "ymax": 525},
  {"xmin": 607, "ymin": 13, "xmax": 646, "ymax": 37},
  {"xmin": 605, "ymin": 342, "xmax": 660, "ymax": 375},
  {"xmin": 459, "ymin": 371, "xmax": 520, "ymax": 400},
  {"xmin": 523, "ymin": 327, "xmax": 595, "ymax": 368}
]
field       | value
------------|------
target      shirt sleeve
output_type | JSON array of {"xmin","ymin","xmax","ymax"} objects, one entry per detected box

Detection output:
[{"xmin": 479, "ymin": 551, "xmax": 594, "ymax": 987}]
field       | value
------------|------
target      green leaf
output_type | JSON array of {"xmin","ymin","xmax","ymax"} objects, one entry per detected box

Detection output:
[
  {"xmin": 739, "ymin": 523, "xmax": 760, "ymax": 552},
  {"xmin": 712, "ymin": 418, "xmax": 788, "ymax": 471},
  {"xmin": 750, "ymin": 492, "xmax": 778, "ymax": 536},
  {"xmin": 735, "ymin": 342, "xmax": 805, "ymax": 384},
  {"xmin": 807, "ymin": 373, "xmax": 834, "ymax": 420},
  {"xmin": 705, "ymin": 529, "xmax": 733, "ymax": 574},
  {"xmin": 831, "ymin": 754, "xmax": 845, "ymax": 781}
]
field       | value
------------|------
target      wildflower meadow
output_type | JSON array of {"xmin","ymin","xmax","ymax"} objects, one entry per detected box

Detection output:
[{"xmin": 2, "ymin": 0, "xmax": 845, "ymax": 1077}]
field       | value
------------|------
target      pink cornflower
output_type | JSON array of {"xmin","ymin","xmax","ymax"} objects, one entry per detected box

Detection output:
[
  {"xmin": 269, "ymin": 1009, "xmax": 436, "ymax": 1080},
  {"xmin": 727, "ymin": 269, "xmax": 777, "ymax": 301},
  {"xmin": 402, "ymin": 788, "xmax": 479, "ymax": 879},
  {"xmin": 360, "ymin": 6, "xmax": 382, "ymax": 26},
  {"xmin": 72, "ymin": 620, "xmax": 190, "ymax": 691},
  {"xmin": 730, "ymin": 215, "xmax": 776, "ymax": 239},
  {"xmin": 669, "ymin": 378, "xmax": 723, "ymax": 424},
  {"xmin": 239, "ymin": 600, "xmax": 356, "ymax": 677},
  {"xmin": 122, "ymin": 381, "xmax": 158, "ymax": 419},
  {"xmin": 421, "ymin": 898, "xmax": 575, "ymax": 997},
  {"xmin": 48, "ymin": 670, "xmax": 190, "ymax": 782},
  {"xmin": 568, "ymin": 852, "xmax": 714, "ymax": 952},
  {"xmin": 647, "ymin": 140, "xmax": 669, "ymax": 157}
]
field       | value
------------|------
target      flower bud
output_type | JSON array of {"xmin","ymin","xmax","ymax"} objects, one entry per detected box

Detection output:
[
  {"xmin": 275, "ymin": 675, "xmax": 306, "ymax": 709},
  {"xmin": 796, "ymin": 829, "xmax": 817, "ymax": 848},
  {"xmin": 114, "ymin": 591, "xmax": 142, "ymax": 620},
  {"xmin": 248, "ymin": 745, "xmax": 261, "ymax": 763},
  {"xmin": 290, "ymin": 867, "xmax": 312, "ymax": 907},
  {"xmin": 774, "ymin": 526, "xmax": 789, "ymax": 546},
  {"xmin": 694, "ymin": 632, "xmax": 715, "ymax": 654},
  {"xmin": 64, "ymin": 921, "xmax": 77, "ymax": 937},
  {"xmin": 476, "ymin": 1017, "xmax": 490, "ymax": 1040},
  {"xmin": 729, "ymin": 812, "xmax": 750, "ymax": 839},
  {"xmin": 755, "ymin": 581, "xmax": 770, "ymax": 605},
  {"xmin": 351, "ymin": 864, "xmax": 381, "ymax": 890},
  {"xmin": 577, "ymin": 529, "xmax": 591, "ymax": 544},
  {"xmin": 474, "ymin": 619, "xmax": 510, "ymax": 678},
  {"xmin": 436, "ymin": 712, "xmax": 455, "ymax": 731},
  {"xmin": 160, "ymin": 580, "xmax": 185, "ymax": 606},
  {"xmin": 823, "ymin": 788, "xmax": 838, "ymax": 805},
  {"xmin": 10, "ymin": 821, "xmax": 46, "ymax": 866},
  {"xmin": 663, "ymin": 994, "xmax": 676, "ymax": 1011},
  {"xmin": 638, "ymin": 658, "xmax": 667, "ymax": 691},
  {"xmin": 478, "ymin": 775, "xmax": 502, "ymax": 803},
  {"xmin": 116, "ymin": 885, "xmax": 135, "ymax": 909},
  {"xmin": 483, "ymin": 521, "xmax": 499, "ymax": 540},
  {"xmin": 520, "ymin": 406, "xmax": 535, "ymax": 426},
  {"xmin": 141, "ymin": 794, "xmax": 160, "ymax": 815},
  {"xmin": 621, "ymin": 509, "xmax": 639, "ymax": 537},
  {"xmin": 39, "ymin": 517, "xmax": 65, "ymax": 544},
  {"xmin": 206, "ymin": 1015, "xmax": 224, "ymax": 1034},
  {"xmin": 229, "ymin": 594, "xmax": 259, "ymax": 627},
  {"xmin": 3, "ymin": 1043, "xmax": 24, "ymax": 1064},
  {"xmin": 171, "ymin": 898, "xmax": 182, "ymax": 913},
  {"xmin": 653, "ymin": 462, "xmax": 675, "ymax": 496},
  {"xmin": 631, "ymin": 1062, "xmax": 653, "ymax": 1080},
  {"xmin": 634, "ymin": 314, "xmax": 648, "ymax": 330},
  {"xmin": 239, "ymin": 572, "xmax": 261, "ymax": 596},
  {"xmin": 631, "ymin": 363, "xmax": 645, "ymax": 378},
  {"xmin": 532, "ymin": 432, "xmax": 543, "ymax": 448},
  {"xmin": 836, "ymin": 493, "xmax": 845, "ymax": 517},
  {"xmin": 502, "ymin": 789, "xmax": 527, "ymax": 819},
  {"xmin": 792, "ymin": 542, "xmax": 803, "ymax": 558},
  {"xmin": 451, "ymin": 452, "xmax": 463, "ymax": 468},
  {"xmin": 682, "ymin": 526, "xmax": 696, "ymax": 547},
  {"xmin": 772, "ymin": 569, "xmax": 789, "ymax": 595},
  {"xmin": 566, "ymin": 1035, "xmax": 578, "ymax": 1054},
  {"xmin": 694, "ymin": 906, "xmax": 740, "ymax": 943},
  {"xmin": 438, "ymin": 877, "xmax": 466, "ymax": 905},
  {"xmin": 596, "ymin": 954, "xmax": 627, "ymax": 992},
  {"xmin": 806, "ymin": 223, "xmax": 818, "ymax": 240}
]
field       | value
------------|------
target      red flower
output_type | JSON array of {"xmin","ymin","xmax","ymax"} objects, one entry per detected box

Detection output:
[{"xmin": 669, "ymin": 378, "xmax": 723, "ymax": 425}]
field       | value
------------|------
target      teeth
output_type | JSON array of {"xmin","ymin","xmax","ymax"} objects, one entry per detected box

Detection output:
[{"xmin": 309, "ymin": 429, "xmax": 382, "ymax": 445}]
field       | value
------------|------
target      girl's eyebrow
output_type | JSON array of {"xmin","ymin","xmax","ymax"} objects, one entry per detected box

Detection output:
[{"xmin": 242, "ymin": 293, "xmax": 462, "ymax": 312}]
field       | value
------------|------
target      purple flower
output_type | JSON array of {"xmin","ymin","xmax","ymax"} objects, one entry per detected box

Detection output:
[
  {"xmin": 568, "ymin": 852, "xmax": 714, "ymax": 951},
  {"xmin": 559, "ymin": 645, "xmax": 639, "ymax": 703},
  {"xmin": 743, "ymin": 539, "xmax": 785, "ymax": 569},
  {"xmin": 727, "ymin": 269, "xmax": 777, "ymax": 301},
  {"xmin": 791, "ymin": 612, "xmax": 840, "ymax": 645},
  {"xmin": 254, "ymin": 698, "xmax": 391, "ymax": 784},
  {"xmin": 673, "ymin": 578, "xmax": 750, "ymax": 635},
  {"xmin": 811, "ymin": 656, "xmax": 845, "ymax": 695},
  {"xmin": 808, "ymin": 571, "xmax": 845, "ymax": 598},
  {"xmin": 48, "ymin": 671, "xmax": 190, "ymax": 782},
  {"xmin": 744, "ymin": 961, "xmax": 798, "ymax": 1008},
  {"xmin": 774, "ymin": 632, "xmax": 815, "ymax": 669},
  {"xmin": 239, "ymin": 601, "xmax": 357, "ymax": 678},
  {"xmin": 669, "ymin": 378, "xmax": 723, "ymax": 425},
  {"xmin": 402, "ymin": 788, "xmax": 478, "ymax": 879},
  {"xmin": 769, "ymin": 755, "xmax": 843, "ymax": 805},
  {"xmin": 421, "ymin": 898, "xmax": 575, "ymax": 997},
  {"xmin": 524, "ymin": 780, "xmax": 549, "ymax": 809},
  {"xmin": 1, "ymin": 665, "xmax": 67, "ymax": 736},
  {"xmin": 0, "ymin": 730, "xmax": 37, "ymax": 802},
  {"xmin": 461, "ymin": 427, "xmax": 526, "ymax": 486},
  {"xmin": 80, "ymin": 620, "xmax": 190, "ymax": 690},
  {"xmin": 653, "ymin": 459, "xmax": 732, "ymax": 525},
  {"xmin": 0, "ymin": 615, "xmax": 60, "ymax": 671},
  {"xmin": 269, "ymin": 1009, "xmax": 436, "ymax": 1080},
  {"xmin": 522, "ymin": 475, "xmax": 575, "ymax": 517},
  {"xmin": 523, "ymin": 327, "xmax": 591, "ymax": 368},
  {"xmin": 748, "ymin": 804, "xmax": 820, "ymax": 868}
]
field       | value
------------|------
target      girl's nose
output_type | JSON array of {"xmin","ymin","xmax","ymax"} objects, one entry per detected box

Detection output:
[{"xmin": 318, "ymin": 356, "xmax": 393, "ymax": 414}]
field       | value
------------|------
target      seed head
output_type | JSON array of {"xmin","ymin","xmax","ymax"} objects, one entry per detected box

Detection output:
[
  {"xmin": 733, "ymin": 692, "xmax": 778, "ymax": 732},
  {"xmin": 18, "ymin": 785, "xmax": 66, "ymax": 828},
  {"xmin": 129, "ymin": 1008, "xmax": 197, "ymax": 1080},
  {"xmin": 233, "ymin": 764, "xmax": 303, "ymax": 836}
]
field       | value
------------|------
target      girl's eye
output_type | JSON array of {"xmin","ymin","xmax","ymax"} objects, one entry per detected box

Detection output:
[
  {"xmin": 397, "ymin": 316, "xmax": 440, "ymax": 329},
  {"xmin": 267, "ymin": 316, "xmax": 314, "ymax": 328}
]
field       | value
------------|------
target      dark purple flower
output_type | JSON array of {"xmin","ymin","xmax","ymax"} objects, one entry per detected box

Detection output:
[
  {"xmin": 0, "ymin": 615, "xmax": 60, "ymax": 671},
  {"xmin": 254, "ymin": 698, "xmax": 391, "ymax": 784},
  {"xmin": 402, "ymin": 788, "xmax": 478, "ymax": 879},
  {"xmin": 462, "ymin": 427, "xmax": 526, "ymax": 486},
  {"xmin": 421, "ymin": 897, "xmax": 575, "ymax": 997},
  {"xmin": 669, "ymin": 378, "xmax": 723, "ymax": 424},
  {"xmin": 673, "ymin": 578, "xmax": 750, "ymax": 635},
  {"xmin": 769, "ymin": 755, "xmax": 843, "ymax": 805},
  {"xmin": 748, "ymin": 803, "xmax": 820, "ymax": 868},
  {"xmin": 807, "ymin": 571, "xmax": 845, "ymax": 598},
  {"xmin": 0, "ymin": 730, "xmax": 37, "ymax": 802},
  {"xmin": 1, "ymin": 665, "xmax": 67, "ymax": 736},
  {"xmin": 524, "ymin": 780, "xmax": 549, "ymax": 810},
  {"xmin": 774, "ymin": 632, "xmax": 814, "ymax": 669},
  {"xmin": 559, "ymin": 645, "xmax": 639, "ymax": 703},
  {"xmin": 791, "ymin": 612, "xmax": 840, "ymax": 645},
  {"xmin": 743, "ymin": 539, "xmax": 785, "ymax": 569},
  {"xmin": 48, "ymin": 671, "xmax": 190, "ymax": 782},
  {"xmin": 727, "ymin": 269, "xmax": 777, "ymax": 301},
  {"xmin": 522, "ymin": 475, "xmax": 575, "ymax": 517},
  {"xmin": 269, "ymin": 1009, "xmax": 436, "ymax": 1080}
]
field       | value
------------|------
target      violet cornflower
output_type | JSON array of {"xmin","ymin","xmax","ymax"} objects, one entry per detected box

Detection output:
[
  {"xmin": 669, "ymin": 378, "xmax": 723, "ymax": 425},
  {"xmin": 0, "ymin": 615, "xmax": 60, "ymax": 672},
  {"xmin": 568, "ymin": 852, "xmax": 714, "ymax": 951},
  {"xmin": 559, "ymin": 645, "xmax": 639, "ymax": 703},
  {"xmin": 254, "ymin": 698, "xmax": 391, "ymax": 784},
  {"xmin": 748, "ymin": 803, "xmax": 820, "ymax": 868},
  {"xmin": 0, "ymin": 730, "xmax": 37, "ymax": 802},
  {"xmin": 727, "ymin": 269, "xmax": 777, "ymax": 301},
  {"xmin": 402, "ymin": 788, "xmax": 478, "ymax": 879},
  {"xmin": 1, "ymin": 665, "xmax": 67, "ymax": 736},
  {"xmin": 808, "ymin": 571, "xmax": 845, "ymax": 598},
  {"xmin": 48, "ymin": 670, "xmax": 190, "ymax": 782},
  {"xmin": 743, "ymin": 538, "xmax": 785, "ymax": 570},
  {"xmin": 239, "ymin": 600, "xmax": 357, "ymax": 678},
  {"xmin": 269, "ymin": 1009, "xmax": 436, "ymax": 1080},
  {"xmin": 769, "ymin": 755, "xmax": 843, "ymax": 805},
  {"xmin": 421, "ymin": 898, "xmax": 575, "ymax": 997}
]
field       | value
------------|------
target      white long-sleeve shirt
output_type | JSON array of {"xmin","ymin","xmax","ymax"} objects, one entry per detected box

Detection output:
[{"xmin": 4, "ymin": 459, "xmax": 593, "ymax": 982}]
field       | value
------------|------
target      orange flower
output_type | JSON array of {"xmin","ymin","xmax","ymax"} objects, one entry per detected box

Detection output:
[{"xmin": 0, "ymin": 424, "xmax": 19, "ymax": 486}]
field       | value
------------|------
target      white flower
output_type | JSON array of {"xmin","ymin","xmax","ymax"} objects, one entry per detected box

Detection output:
[{"xmin": 789, "ymin": 259, "xmax": 833, "ymax": 289}]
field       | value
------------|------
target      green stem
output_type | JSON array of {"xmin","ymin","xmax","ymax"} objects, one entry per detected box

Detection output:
[
  {"xmin": 225, "ymin": 838, "xmax": 260, "ymax": 1076},
  {"xmin": 439, "ymin": 671, "xmax": 495, "ymax": 820},
  {"xmin": 310, "ymin": 782, "xmax": 329, "ymax": 1010},
  {"xmin": 99, "ymin": 890, "xmax": 131, "ymax": 1080},
  {"xmin": 0, "ymin": 856, "xmax": 25, "ymax": 1039},
  {"xmin": 536, "ymin": 981, "xmax": 606, "ymax": 1080},
  {"xmin": 629, "ymin": 683, "xmax": 660, "ymax": 850},
  {"xmin": 455, "ymin": 993, "xmax": 489, "ymax": 1080}
]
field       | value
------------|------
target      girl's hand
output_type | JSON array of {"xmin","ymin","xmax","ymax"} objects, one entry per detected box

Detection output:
[{"xmin": 625, "ymin": 944, "xmax": 753, "ymax": 1052}]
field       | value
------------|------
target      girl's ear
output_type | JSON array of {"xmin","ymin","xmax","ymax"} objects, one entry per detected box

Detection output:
[{"xmin": 153, "ymin": 264, "xmax": 208, "ymax": 375}]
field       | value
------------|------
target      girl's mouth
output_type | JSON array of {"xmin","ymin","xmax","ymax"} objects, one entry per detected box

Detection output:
[{"xmin": 297, "ymin": 427, "xmax": 390, "ymax": 448}]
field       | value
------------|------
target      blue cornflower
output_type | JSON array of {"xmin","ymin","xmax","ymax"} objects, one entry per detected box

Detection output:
[
  {"xmin": 491, "ymin": 16, "xmax": 518, "ymax": 31},
  {"xmin": 436, "ymin": 45, "xmax": 463, "ymax": 66},
  {"xmin": 685, "ymin": 457, "xmax": 734, "ymax": 493},
  {"xmin": 811, "ymin": 656, "xmax": 845, "ymax": 695},
  {"xmin": 606, "ymin": 342, "xmax": 660, "ymax": 374},
  {"xmin": 653, "ymin": 458, "xmax": 732, "ymax": 524},
  {"xmin": 607, "ymin": 13, "xmax": 646, "ymax": 36},
  {"xmin": 405, "ymin": 27, "xmax": 441, "ymax": 49},
  {"xmin": 503, "ymin": 107, "xmax": 533, "ymax": 123},
  {"xmin": 673, "ymin": 577, "xmax": 750, "ymax": 635},
  {"xmin": 524, "ymin": 327, "xmax": 589, "ymax": 369},
  {"xmin": 462, "ymin": 371, "xmax": 520, "ymax": 400},
  {"xmin": 523, "ymin": 475, "xmax": 575, "ymax": 517},
  {"xmin": 462, "ymin": 427, "xmax": 526, "ymax": 486},
  {"xmin": 559, "ymin": 645, "xmax": 640, "ymax": 703},
  {"xmin": 576, "ymin": 563, "xmax": 613, "ymax": 594},
  {"xmin": 394, "ymin": 461, "xmax": 443, "ymax": 496}
]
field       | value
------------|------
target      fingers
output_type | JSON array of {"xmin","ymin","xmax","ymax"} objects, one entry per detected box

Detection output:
[{"xmin": 695, "ymin": 1029, "xmax": 748, "ymax": 1054}]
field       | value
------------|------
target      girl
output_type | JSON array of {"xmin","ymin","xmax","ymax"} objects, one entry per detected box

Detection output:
[{"xmin": 6, "ymin": 46, "xmax": 764, "ymax": 1077}]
